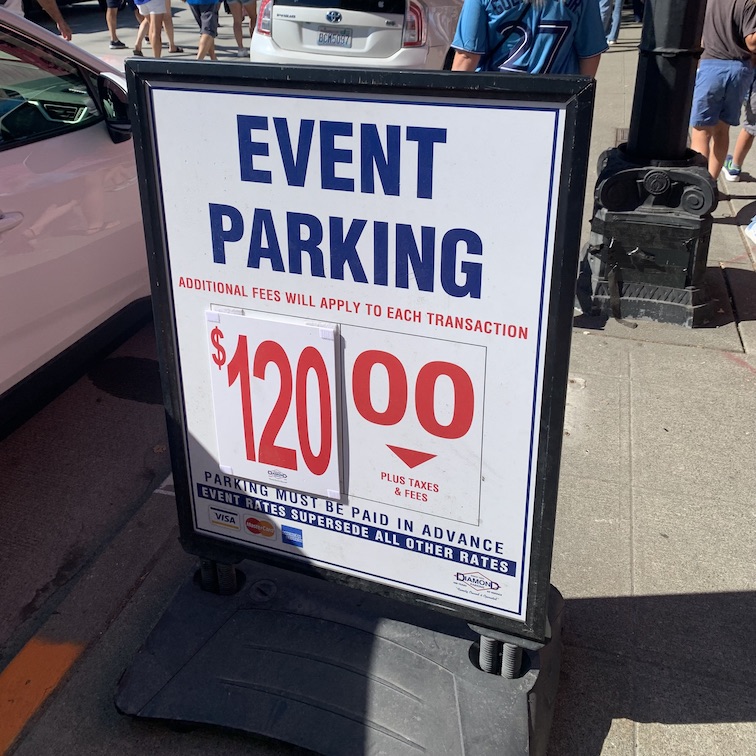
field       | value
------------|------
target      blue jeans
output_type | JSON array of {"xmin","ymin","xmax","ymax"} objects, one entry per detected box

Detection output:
[
  {"xmin": 600, "ymin": 0, "xmax": 623, "ymax": 41},
  {"xmin": 607, "ymin": 0, "xmax": 622, "ymax": 42},
  {"xmin": 598, "ymin": 0, "xmax": 612, "ymax": 34}
]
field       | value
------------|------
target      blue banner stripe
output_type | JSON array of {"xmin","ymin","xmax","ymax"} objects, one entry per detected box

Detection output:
[{"xmin": 197, "ymin": 483, "xmax": 516, "ymax": 577}]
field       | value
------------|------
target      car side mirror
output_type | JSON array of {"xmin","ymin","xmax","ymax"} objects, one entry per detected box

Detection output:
[{"xmin": 98, "ymin": 72, "xmax": 132, "ymax": 144}]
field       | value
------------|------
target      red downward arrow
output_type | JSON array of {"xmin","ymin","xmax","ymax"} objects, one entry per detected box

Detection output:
[{"xmin": 386, "ymin": 445, "xmax": 436, "ymax": 469}]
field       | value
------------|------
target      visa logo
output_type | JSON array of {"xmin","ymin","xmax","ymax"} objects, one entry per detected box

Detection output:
[{"xmin": 209, "ymin": 506, "xmax": 240, "ymax": 530}]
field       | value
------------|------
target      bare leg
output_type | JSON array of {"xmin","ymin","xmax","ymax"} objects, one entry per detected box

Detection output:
[
  {"xmin": 709, "ymin": 120, "xmax": 731, "ymax": 179},
  {"xmin": 230, "ymin": 2, "xmax": 244, "ymax": 50},
  {"xmin": 163, "ymin": 0, "xmax": 180, "ymax": 51},
  {"xmin": 732, "ymin": 128, "xmax": 755, "ymax": 167},
  {"xmin": 197, "ymin": 32, "xmax": 216, "ymax": 60},
  {"xmin": 134, "ymin": 10, "xmax": 149, "ymax": 52},
  {"xmin": 243, "ymin": 0, "xmax": 256, "ymax": 35},
  {"xmin": 690, "ymin": 125, "xmax": 712, "ymax": 162},
  {"xmin": 106, "ymin": 6, "xmax": 121, "ymax": 42},
  {"xmin": 24, "ymin": 200, "xmax": 78, "ymax": 239},
  {"xmin": 149, "ymin": 12, "xmax": 165, "ymax": 58}
]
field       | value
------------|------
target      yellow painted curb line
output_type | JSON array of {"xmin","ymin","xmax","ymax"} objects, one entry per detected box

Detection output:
[{"xmin": 0, "ymin": 637, "xmax": 83, "ymax": 755}]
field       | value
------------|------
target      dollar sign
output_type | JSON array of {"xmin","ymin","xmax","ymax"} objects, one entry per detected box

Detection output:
[{"xmin": 210, "ymin": 327, "xmax": 226, "ymax": 369}]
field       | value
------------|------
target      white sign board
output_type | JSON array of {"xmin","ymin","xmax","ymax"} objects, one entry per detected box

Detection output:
[{"xmin": 147, "ymin": 83, "xmax": 569, "ymax": 625}]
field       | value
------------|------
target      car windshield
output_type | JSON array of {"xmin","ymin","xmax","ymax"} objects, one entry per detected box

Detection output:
[
  {"xmin": 274, "ymin": 0, "xmax": 406, "ymax": 13},
  {"xmin": 0, "ymin": 32, "xmax": 100, "ymax": 146}
]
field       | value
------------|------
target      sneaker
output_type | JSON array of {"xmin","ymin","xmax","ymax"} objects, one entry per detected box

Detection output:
[
  {"xmin": 236, "ymin": 48, "xmax": 247, "ymax": 57},
  {"xmin": 723, "ymin": 156, "xmax": 741, "ymax": 182},
  {"xmin": 109, "ymin": 39, "xmax": 127, "ymax": 49}
]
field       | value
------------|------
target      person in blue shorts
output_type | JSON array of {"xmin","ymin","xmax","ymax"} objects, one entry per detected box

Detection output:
[
  {"xmin": 451, "ymin": 0, "xmax": 607, "ymax": 77},
  {"xmin": 689, "ymin": 0, "xmax": 756, "ymax": 180}
]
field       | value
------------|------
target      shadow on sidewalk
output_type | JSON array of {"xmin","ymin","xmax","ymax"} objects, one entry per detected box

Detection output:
[
  {"xmin": 714, "ymin": 196, "xmax": 756, "ymax": 225},
  {"xmin": 548, "ymin": 591, "xmax": 756, "ymax": 755}
]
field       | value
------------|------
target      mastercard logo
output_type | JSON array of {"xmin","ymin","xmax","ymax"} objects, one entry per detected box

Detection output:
[{"xmin": 245, "ymin": 517, "xmax": 275, "ymax": 538}]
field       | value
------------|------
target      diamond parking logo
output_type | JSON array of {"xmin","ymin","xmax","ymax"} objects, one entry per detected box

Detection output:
[{"xmin": 454, "ymin": 571, "xmax": 500, "ymax": 592}]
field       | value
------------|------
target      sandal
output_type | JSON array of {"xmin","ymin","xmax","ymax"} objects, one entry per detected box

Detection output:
[
  {"xmin": 169, "ymin": 46, "xmax": 184, "ymax": 53},
  {"xmin": 132, "ymin": 48, "xmax": 144, "ymax": 56}
]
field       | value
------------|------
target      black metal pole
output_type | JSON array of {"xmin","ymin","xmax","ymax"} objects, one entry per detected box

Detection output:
[
  {"xmin": 581, "ymin": 0, "xmax": 719, "ymax": 327},
  {"xmin": 626, "ymin": 0, "xmax": 707, "ymax": 160}
]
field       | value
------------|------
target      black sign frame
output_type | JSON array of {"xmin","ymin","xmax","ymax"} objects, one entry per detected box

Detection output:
[{"xmin": 125, "ymin": 61, "xmax": 594, "ymax": 644}]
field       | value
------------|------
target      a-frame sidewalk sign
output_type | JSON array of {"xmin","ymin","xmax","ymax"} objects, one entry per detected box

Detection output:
[{"xmin": 116, "ymin": 61, "xmax": 595, "ymax": 756}]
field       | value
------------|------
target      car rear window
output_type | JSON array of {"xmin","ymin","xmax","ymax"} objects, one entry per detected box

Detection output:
[{"xmin": 275, "ymin": 0, "xmax": 406, "ymax": 13}]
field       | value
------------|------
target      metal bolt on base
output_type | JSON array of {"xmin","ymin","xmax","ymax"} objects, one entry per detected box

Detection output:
[
  {"xmin": 479, "ymin": 635, "xmax": 501, "ymax": 674},
  {"xmin": 501, "ymin": 643, "xmax": 523, "ymax": 679},
  {"xmin": 479, "ymin": 636, "xmax": 523, "ymax": 678},
  {"xmin": 216, "ymin": 563, "xmax": 238, "ymax": 595},
  {"xmin": 198, "ymin": 559, "xmax": 238, "ymax": 595},
  {"xmin": 199, "ymin": 558, "xmax": 218, "ymax": 592}
]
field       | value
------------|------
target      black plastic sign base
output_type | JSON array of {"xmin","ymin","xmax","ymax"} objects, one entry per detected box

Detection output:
[{"xmin": 116, "ymin": 562, "xmax": 563, "ymax": 755}]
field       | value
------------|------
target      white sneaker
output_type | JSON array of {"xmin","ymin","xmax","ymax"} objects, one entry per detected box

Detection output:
[
  {"xmin": 236, "ymin": 48, "xmax": 247, "ymax": 57},
  {"xmin": 722, "ymin": 156, "xmax": 741, "ymax": 182}
]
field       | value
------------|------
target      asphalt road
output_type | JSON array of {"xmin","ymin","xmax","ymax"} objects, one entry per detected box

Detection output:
[
  {"xmin": 33, "ymin": 0, "xmax": 256, "ymax": 66},
  {"xmin": 0, "ymin": 324, "xmax": 171, "ymax": 670}
]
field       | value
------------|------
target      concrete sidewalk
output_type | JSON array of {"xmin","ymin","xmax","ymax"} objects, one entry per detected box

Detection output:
[
  {"xmin": 4, "ymin": 12, "xmax": 756, "ymax": 756},
  {"xmin": 550, "ymin": 16, "xmax": 756, "ymax": 755}
]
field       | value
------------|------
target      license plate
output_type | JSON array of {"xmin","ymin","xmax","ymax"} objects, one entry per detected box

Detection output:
[{"xmin": 317, "ymin": 26, "xmax": 353, "ymax": 48}]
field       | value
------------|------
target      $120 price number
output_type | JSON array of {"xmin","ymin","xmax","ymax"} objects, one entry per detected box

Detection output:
[
  {"xmin": 210, "ymin": 323, "xmax": 334, "ymax": 476},
  {"xmin": 206, "ymin": 312, "xmax": 477, "ymax": 497}
]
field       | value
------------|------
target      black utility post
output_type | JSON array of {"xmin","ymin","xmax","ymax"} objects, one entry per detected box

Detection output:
[{"xmin": 582, "ymin": 0, "xmax": 717, "ymax": 327}]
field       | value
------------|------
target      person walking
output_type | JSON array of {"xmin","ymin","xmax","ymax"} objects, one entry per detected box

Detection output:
[
  {"xmin": 186, "ymin": 0, "xmax": 220, "ymax": 59},
  {"xmin": 131, "ymin": 3, "xmax": 151, "ymax": 56},
  {"xmin": 689, "ymin": 0, "xmax": 756, "ymax": 180},
  {"xmin": 133, "ymin": 0, "xmax": 167, "ymax": 56},
  {"xmin": 451, "ymin": 0, "xmax": 607, "ymax": 77},
  {"xmin": 226, "ymin": 0, "xmax": 255, "ymax": 56},
  {"xmin": 136, "ymin": 0, "xmax": 184, "ymax": 54},
  {"xmin": 0, "ymin": 0, "xmax": 72, "ymax": 39},
  {"xmin": 606, "ymin": 0, "xmax": 622, "ymax": 44},
  {"xmin": 105, "ymin": 0, "xmax": 127, "ymax": 49},
  {"xmin": 160, "ymin": 0, "xmax": 184, "ymax": 54},
  {"xmin": 722, "ymin": 72, "xmax": 756, "ymax": 181}
]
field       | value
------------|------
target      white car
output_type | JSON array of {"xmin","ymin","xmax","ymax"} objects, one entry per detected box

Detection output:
[
  {"xmin": 250, "ymin": 0, "xmax": 463, "ymax": 70},
  {"xmin": 0, "ymin": 9, "xmax": 149, "ymax": 433}
]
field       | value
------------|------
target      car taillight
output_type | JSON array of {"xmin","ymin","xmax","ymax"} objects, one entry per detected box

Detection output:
[
  {"xmin": 257, "ymin": 0, "xmax": 272, "ymax": 35},
  {"xmin": 402, "ymin": 1, "xmax": 425, "ymax": 47}
]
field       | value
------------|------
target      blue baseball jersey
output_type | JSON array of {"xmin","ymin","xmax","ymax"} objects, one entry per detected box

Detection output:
[{"xmin": 452, "ymin": 0, "xmax": 607, "ymax": 75}]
